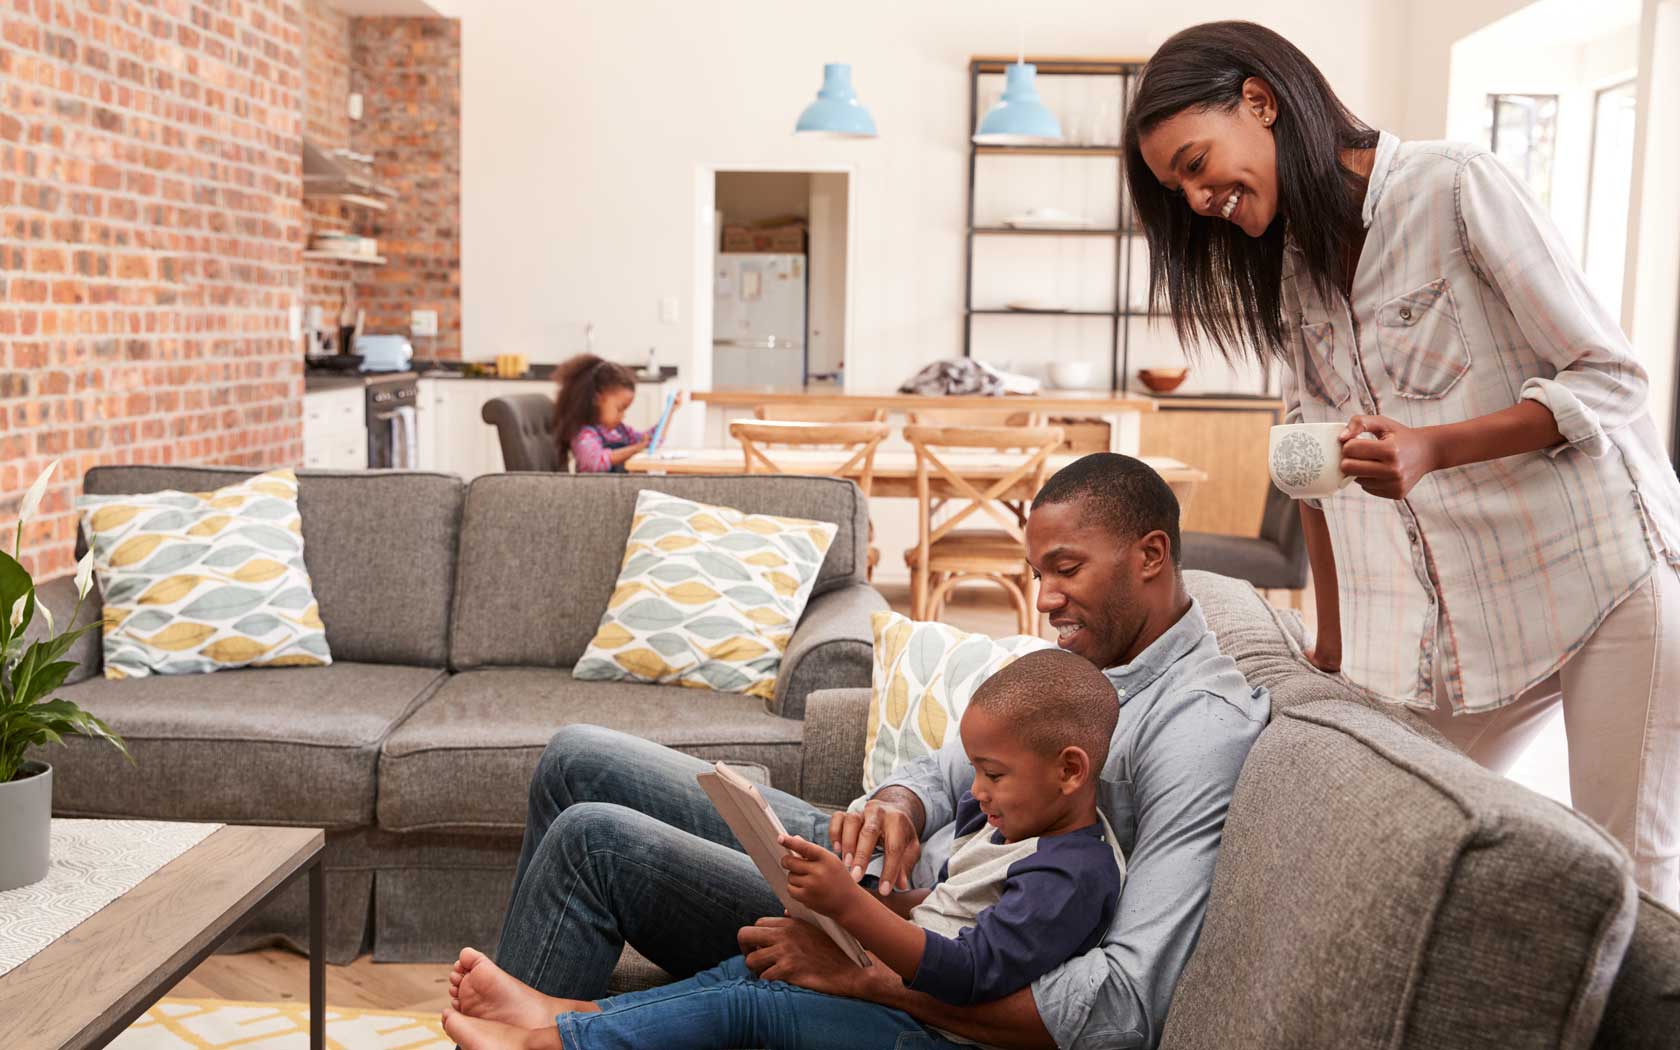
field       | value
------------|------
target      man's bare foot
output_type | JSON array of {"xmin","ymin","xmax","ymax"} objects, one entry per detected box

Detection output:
[
  {"xmin": 441, "ymin": 1007, "xmax": 561, "ymax": 1050},
  {"xmin": 448, "ymin": 947, "xmax": 597, "ymax": 1028}
]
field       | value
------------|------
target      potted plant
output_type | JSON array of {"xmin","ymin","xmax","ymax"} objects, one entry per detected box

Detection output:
[{"xmin": 1, "ymin": 460, "xmax": 129, "ymax": 891}]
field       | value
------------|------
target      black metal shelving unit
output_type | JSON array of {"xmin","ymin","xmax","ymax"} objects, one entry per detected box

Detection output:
[{"xmin": 963, "ymin": 57, "xmax": 1151, "ymax": 393}]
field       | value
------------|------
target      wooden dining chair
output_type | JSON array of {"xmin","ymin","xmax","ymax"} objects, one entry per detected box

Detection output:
[
  {"xmin": 902, "ymin": 424, "xmax": 1064, "ymax": 634},
  {"xmin": 753, "ymin": 403, "xmax": 887, "ymax": 423},
  {"xmin": 728, "ymin": 419, "xmax": 891, "ymax": 580}
]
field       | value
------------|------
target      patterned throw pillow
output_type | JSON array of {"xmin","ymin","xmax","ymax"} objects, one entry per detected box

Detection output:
[
  {"xmin": 76, "ymin": 469, "xmax": 333, "ymax": 679},
  {"xmin": 573, "ymin": 490, "xmax": 837, "ymax": 700},
  {"xmin": 863, "ymin": 610, "xmax": 1055, "ymax": 792}
]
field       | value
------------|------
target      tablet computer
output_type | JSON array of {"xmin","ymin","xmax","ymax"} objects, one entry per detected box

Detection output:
[
  {"xmin": 696, "ymin": 762, "xmax": 871, "ymax": 967},
  {"xmin": 646, "ymin": 389, "xmax": 680, "ymax": 454}
]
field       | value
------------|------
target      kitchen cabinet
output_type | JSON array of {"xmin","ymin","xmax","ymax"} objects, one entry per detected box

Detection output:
[
  {"xmin": 415, "ymin": 374, "xmax": 679, "ymax": 480},
  {"xmin": 302, "ymin": 387, "xmax": 368, "ymax": 470}
]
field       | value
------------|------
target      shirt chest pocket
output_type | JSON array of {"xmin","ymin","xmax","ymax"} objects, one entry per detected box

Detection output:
[
  {"xmin": 1297, "ymin": 321, "xmax": 1351, "ymax": 408},
  {"xmin": 1375, "ymin": 278, "xmax": 1472, "ymax": 399}
]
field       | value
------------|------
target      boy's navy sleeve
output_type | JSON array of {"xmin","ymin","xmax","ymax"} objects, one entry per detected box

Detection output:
[{"xmin": 909, "ymin": 830, "xmax": 1121, "ymax": 1006}]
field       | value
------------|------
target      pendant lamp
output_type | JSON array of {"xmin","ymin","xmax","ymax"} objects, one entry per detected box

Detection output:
[
  {"xmin": 973, "ymin": 26, "xmax": 1062, "ymax": 145},
  {"xmin": 795, "ymin": 63, "xmax": 878, "ymax": 139}
]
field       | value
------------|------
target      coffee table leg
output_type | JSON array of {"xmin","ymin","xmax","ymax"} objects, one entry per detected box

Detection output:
[{"xmin": 310, "ymin": 858, "xmax": 325, "ymax": 1050}]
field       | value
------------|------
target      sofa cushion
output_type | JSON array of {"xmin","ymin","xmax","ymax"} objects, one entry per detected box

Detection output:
[
  {"xmin": 41, "ymin": 663, "xmax": 446, "ymax": 828},
  {"xmin": 77, "ymin": 468, "xmax": 334, "ymax": 678},
  {"xmin": 1160, "ymin": 698, "xmax": 1636, "ymax": 1050},
  {"xmin": 573, "ymin": 489, "xmax": 838, "ymax": 701},
  {"xmin": 376, "ymin": 668, "xmax": 806, "ymax": 833},
  {"xmin": 448, "ymin": 474, "xmax": 869, "ymax": 671},
  {"xmin": 81, "ymin": 467, "xmax": 464, "ymax": 668}
]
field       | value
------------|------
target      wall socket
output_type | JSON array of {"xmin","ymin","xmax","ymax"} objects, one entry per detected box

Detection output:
[
  {"xmin": 410, "ymin": 309, "xmax": 438, "ymax": 337},
  {"xmin": 348, "ymin": 92, "xmax": 364, "ymax": 121}
]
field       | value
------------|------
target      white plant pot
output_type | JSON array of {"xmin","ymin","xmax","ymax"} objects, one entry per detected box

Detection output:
[{"xmin": 0, "ymin": 761, "xmax": 52, "ymax": 891}]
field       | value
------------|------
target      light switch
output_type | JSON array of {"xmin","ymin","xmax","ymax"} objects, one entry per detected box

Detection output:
[
  {"xmin": 348, "ymin": 93, "xmax": 364, "ymax": 120},
  {"xmin": 410, "ymin": 309, "xmax": 438, "ymax": 337},
  {"xmin": 659, "ymin": 297, "xmax": 680, "ymax": 324}
]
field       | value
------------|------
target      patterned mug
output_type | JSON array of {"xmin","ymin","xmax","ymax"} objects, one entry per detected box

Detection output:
[{"xmin": 1269, "ymin": 422, "xmax": 1357, "ymax": 499}]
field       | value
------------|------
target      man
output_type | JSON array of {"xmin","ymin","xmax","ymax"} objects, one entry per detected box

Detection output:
[{"xmin": 457, "ymin": 454, "xmax": 1269, "ymax": 1049}]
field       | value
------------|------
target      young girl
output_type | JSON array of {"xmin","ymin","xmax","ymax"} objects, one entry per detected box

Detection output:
[
  {"xmin": 1125, "ymin": 21, "xmax": 1680, "ymax": 903},
  {"xmin": 552, "ymin": 354, "xmax": 647, "ymax": 473}
]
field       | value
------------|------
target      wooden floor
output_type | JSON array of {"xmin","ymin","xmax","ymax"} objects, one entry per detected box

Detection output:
[{"xmin": 180, "ymin": 576, "xmax": 1567, "ymax": 1010}]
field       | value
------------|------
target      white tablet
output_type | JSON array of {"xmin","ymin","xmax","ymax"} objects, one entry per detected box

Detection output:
[{"xmin": 696, "ymin": 762, "xmax": 870, "ymax": 968}]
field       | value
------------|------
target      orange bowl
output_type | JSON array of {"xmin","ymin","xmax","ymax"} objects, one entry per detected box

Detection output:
[{"xmin": 1138, "ymin": 368, "xmax": 1188, "ymax": 393}]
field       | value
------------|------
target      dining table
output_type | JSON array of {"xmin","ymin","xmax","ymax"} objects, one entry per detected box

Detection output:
[{"xmin": 624, "ymin": 449, "xmax": 1206, "ymax": 507}]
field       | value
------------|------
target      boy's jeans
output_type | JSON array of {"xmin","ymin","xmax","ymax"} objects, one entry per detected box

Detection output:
[
  {"xmin": 494, "ymin": 724, "xmax": 835, "ymax": 997},
  {"xmin": 555, "ymin": 955, "xmax": 966, "ymax": 1050}
]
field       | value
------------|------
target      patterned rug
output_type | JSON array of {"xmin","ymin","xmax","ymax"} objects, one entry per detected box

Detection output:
[{"xmin": 111, "ymin": 998, "xmax": 450, "ymax": 1049}]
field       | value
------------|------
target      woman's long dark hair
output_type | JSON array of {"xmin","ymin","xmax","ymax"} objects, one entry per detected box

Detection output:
[
  {"xmin": 552, "ymin": 354, "xmax": 638, "ymax": 466},
  {"xmin": 1123, "ymin": 21, "xmax": 1378, "ymax": 363}
]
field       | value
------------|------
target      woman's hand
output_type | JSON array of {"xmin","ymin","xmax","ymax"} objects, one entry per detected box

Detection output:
[
  {"xmin": 1304, "ymin": 641, "xmax": 1342, "ymax": 674},
  {"xmin": 780, "ymin": 835, "xmax": 866, "ymax": 919},
  {"xmin": 1340, "ymin": 415, "xmax": 1441, "ymax": 500}
]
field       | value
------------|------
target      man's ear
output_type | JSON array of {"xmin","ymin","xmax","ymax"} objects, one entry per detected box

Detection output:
[
  {"xmin": 1135, "ymin": 529, "xmax": 1174, "ymax": 582},
  {"xmin": 1059, "ymin": 746, "xmax": 1092, "ymax": 793}
]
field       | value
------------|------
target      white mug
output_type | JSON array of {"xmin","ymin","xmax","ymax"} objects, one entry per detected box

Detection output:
[{"xmin": 1269, "ymin": 421, "xmax": 1356, "ymax": 499}]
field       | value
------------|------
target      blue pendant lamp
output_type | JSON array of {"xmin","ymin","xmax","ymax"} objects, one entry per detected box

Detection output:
[
  {"xmin": 795, "ymin": 63, "xmax": 878, "ymax": 138},
  {"xmin": 973, "ymin": 25, "xmax": 1062, "ymax": 145}
]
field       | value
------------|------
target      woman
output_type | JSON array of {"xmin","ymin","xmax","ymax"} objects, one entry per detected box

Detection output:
[{"xmin": 1124, "ymin": 20, "xmax": 1680, "ymax": 903}]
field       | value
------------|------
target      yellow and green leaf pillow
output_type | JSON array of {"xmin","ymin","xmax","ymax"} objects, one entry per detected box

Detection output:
[
  {"xmin": 573, "ymin": 490, "xmax": 837, "ymax": 700},
  {"xmin": 76, "ymin": 469, "xmax": 333, "ymax": 679},
  {"xmin": 863, "ymin": 611, "xmax": 1055, "ymax": 792}
]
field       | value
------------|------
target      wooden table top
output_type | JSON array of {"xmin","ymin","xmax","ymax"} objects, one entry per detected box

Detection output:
[
  {"xmin": 629, "ymin": 448, "xmax": 1202, "ymax": 483},
  {"xmin": 3, "ymin": 824, "xmax": 322, "ymax": 1050},
  {"xmin": 693, "ymin": 388, "xmax": 1161, "ymax": 413}
]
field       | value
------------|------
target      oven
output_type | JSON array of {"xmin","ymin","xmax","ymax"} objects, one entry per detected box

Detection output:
[{"xmin": 366, "ymin": 375, "xmax": 419, "ymax": 469}]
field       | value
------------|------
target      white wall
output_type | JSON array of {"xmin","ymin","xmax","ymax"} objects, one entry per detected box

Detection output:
[{"xmin": 458, "ymin": 1, "xmax": 1398, "ymax": 393}]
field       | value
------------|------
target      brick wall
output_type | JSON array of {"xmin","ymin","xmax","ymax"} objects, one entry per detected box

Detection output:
[
  {"xmin": 351, "ymin": 17, "xmax": 460, "ymax": 358},
  {"xmin": 0, "ymin": 0, "xmax": 306, "ymax": 578},
  {"xmin": 301, "ymin": 0, "xmax": 355, "ymax": 345}
]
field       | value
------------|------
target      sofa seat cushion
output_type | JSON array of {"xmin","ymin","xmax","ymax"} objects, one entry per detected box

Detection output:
[
  {"xmin": 42, "ymin": 663, "xmax": 446, "ymax": 828},
  {"xmin": 377, "ymin": 668, "xmax": 806, "ymax": 834}
]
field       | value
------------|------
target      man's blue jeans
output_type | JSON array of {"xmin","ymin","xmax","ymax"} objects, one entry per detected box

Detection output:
[
  {"xmin": 554, "ymin": 955, "xmax": 966, "ymax": 1050},
  {"xmin": 494, "ymin": 724, "xmax": 835, "ymax": 998}
]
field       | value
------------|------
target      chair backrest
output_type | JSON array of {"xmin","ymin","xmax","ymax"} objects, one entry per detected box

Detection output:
[
  {"xmin": 1259, "ymin": 482, "xmax": 1309, "ymax": 580},
  {"xmin": 728, "ymin": 420, "xmax": 890, "ymax": 497},
  {"xmin": 482, "ymin": 394, "xmax": 560, "ymax": 472},
  {"xmin": 753, "ymin": 403, "xmax": 887, "ymax": 423},
  {"xmin": 901, "ymin": 424, "xmax": 1063, "ymax": 548},
  {"xmin": 907, "ymin": 407, "xmax": 1044, "ymax": 427}
]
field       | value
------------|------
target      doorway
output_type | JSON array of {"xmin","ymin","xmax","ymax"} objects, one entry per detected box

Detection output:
[{"xmin": 693, "ymin": 166, "xmax": 854, "ymax": 396}]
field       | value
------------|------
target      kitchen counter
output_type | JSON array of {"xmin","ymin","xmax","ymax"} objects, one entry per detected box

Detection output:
[
  {"xmin": 694, "ymin": 387, "xmax": 1159, "ymax": 413},
  {"xmin": 303, "ymin": 370, "xmax": 416, "ymax": 393},
  {"xmin": 413, "ymin": 361, "xmax": 678, "ymax": 384}
]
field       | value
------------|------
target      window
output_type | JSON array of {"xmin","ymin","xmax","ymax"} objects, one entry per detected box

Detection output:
[
  {"xmin": 1583, "ymin": 79, "xmax": 1638, "ymax": 317},
  {"xmin": 1484, "ymin": 94, "xmax": 1559, "ymax": 207}
]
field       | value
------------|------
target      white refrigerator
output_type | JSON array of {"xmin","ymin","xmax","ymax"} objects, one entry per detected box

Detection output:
[{"xmin": 713, "ymin": 253, "xmax": 806, "ymax": 390}]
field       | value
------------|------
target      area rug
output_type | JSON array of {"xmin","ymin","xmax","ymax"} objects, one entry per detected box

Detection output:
[{"xmin": 111, "ymin": 998, "xmax": 450, "ymax": 1049}]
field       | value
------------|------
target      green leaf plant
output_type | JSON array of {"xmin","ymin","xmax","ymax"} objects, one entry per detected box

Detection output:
[{"xmin": 2, "ymin": 460, "xmax": 130, "ymax": 783}]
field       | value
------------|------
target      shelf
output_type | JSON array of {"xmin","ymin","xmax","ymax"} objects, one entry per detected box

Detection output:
[
  {"xmin": 972, "ymin": 56, "xmax": 1145, "ymax": 75},
  {"xmin": 975, "ymin": 145, "xmax": 1124, "ymax": 157},
  {"xmin": 972, "ymin": 226, "xmax": 1127, "ymax": 237},
  {"xmin": 303, "ymin": 190, "xmax": 390, "ymax": 212},
  {"xmin": 969, "ymin": 309, "xmax": 1116, "ymax": 317},
  {"xmin": 302, "ymin": 250, "xmax": 386, "ymax": 265}
]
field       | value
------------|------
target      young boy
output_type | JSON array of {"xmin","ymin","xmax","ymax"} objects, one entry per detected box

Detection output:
[{"xmin": 443, "ymin": 648, "xmax": 1123, "ymax": 1050}]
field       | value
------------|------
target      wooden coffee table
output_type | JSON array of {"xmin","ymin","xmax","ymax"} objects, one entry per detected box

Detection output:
[{"xmin": 1, "ymin": 824, "xmax": 324, "ymax": 1050}]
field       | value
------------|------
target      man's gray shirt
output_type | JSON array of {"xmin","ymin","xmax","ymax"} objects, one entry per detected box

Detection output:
[{"xmin": 873, "ymin": 600, "xmax": 1268, "ymax": 1049}]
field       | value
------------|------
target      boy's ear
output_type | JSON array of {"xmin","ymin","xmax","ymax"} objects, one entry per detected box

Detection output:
[{"xmin": 1058, "ymin": 745, "xmax": 1092, "ymax": 794}]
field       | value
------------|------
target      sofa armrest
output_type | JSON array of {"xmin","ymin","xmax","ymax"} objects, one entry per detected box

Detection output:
[
  {"xmin": 799, "ymin": 687, "xmax": 871, "ymax": 809},
  {"xmin": 25, "ymin": 574, "xmax": 101, "ymax": 685},
  {"xmin": 773, "ymin": 582, "xmax": 884, "ymax": 720}
]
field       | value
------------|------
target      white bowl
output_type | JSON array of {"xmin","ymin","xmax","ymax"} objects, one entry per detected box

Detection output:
[{"xmin": 1049, "ymin": 362, "xmax": 1098, "ymax": 389}]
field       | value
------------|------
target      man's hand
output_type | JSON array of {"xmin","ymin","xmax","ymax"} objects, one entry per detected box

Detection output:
[
  {"xmin": 738, "ymin": 918, "xmax": 900, "ymax": 999},
  {"xmin": 780, "ymin": 834, "xmax": 867, "ymax": 919},
  {"xmin": 1340, "ymin": 415, "xmax": 1440, "ymax": 500},
  {"xmin": 828, "ymin": 790, "xmax": 923, "ymax": 895}
]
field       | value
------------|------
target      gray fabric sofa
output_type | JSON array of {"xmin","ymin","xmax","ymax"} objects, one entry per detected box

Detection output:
[
  {"xmin": 790, "ymin": 572, "xmax": 1680, "ymax": 1049},
  {"xmin": 33, "ymin": 466, "xmax": 885, "ymax": 964}
]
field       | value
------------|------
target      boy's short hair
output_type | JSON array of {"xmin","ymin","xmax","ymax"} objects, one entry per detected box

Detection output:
[{"xmin": 968, "ymin": 649, "xmax": 1120, "ymax": 770}]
